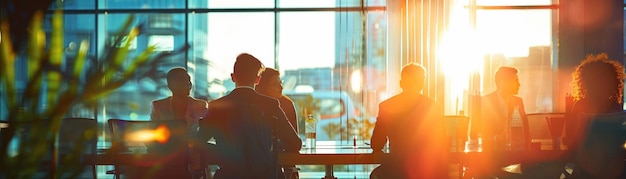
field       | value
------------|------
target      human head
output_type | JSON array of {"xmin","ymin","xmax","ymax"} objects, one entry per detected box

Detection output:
[
  {"xmin": 167, "ymin": 67, "xmax": 192, "ymax": 97},
  {"xmin": 399, "ymin": 63, "xmax": 426, "ymax": 92},
  {"xmin": 494, "ymin": 66, "xmax": 520, "ymax": 95},
  {"xmin": 571, "ymin": 53, "xmax": 625, "ymax": 103},
  {"xmin": 257, "ymin": 68, "xmax": 283, "ymax": 98},
  {"xmin": 231, "ymin": 53, "xmax": 265, "ymax": 87}
]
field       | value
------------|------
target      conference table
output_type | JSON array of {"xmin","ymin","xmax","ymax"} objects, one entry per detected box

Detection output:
[{"xmin": 84, "ymin": 140, "xmax": 569, "ymax": 179}]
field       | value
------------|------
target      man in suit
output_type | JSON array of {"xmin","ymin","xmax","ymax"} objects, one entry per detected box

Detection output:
[
  {"xmin": 199, "ymin": 53, "xmax": 301, "ymax": 179},
  {"xmin": 370, "ymin": 63, "xmax": 448, "ymax": 179},
  {"xmin": 469, "ymin": 66, "xmax": 531, "ymax": 178},
  {"xmin": 478, "ymin": 66, "xmax": 530, "ymax": 152}
]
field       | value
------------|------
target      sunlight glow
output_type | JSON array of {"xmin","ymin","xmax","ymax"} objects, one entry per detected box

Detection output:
[
  {"xmin": 125, "ymin": 125, "xmax": 171, "ymax": 144},
  {"xmin": 350, "ymin": 70, "xmax": 362, "ymax": 93},
  {"xmin": 476, "ymin": 10, "xmax": 551, "ymax": 58},
  {"xmin": 438, "ymin": 3, "xmax": 484, "ymax": 115}
]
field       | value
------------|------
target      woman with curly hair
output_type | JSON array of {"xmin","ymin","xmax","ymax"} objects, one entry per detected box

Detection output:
[{"xmin": 568, "ymin": 53, "xmax": 625, "ymax": 178}]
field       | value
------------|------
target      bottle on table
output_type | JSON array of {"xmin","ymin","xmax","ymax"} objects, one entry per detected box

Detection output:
[
  {"xmin": 507, "ymin": 107, "xmax": 525, "ymax": 151},
  {"xmin": 305, "ymin": 114, "xmax": 317, "ymax": 149}
]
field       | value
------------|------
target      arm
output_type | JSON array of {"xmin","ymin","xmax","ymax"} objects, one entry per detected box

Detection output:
[
  {"xmin": 275, "ymin": 104, "xmax": 302, "ymax": 152},
  {"xmin": 282, "ymin": 98, "xmax": 298, "ymax": 132},
  {"xmin": 370, "ymin": 103, "xmax": 387, "ymax": 152},
  {"xmin": 150, "ymin": 101, "xmax": 160, "ymax": 120}
]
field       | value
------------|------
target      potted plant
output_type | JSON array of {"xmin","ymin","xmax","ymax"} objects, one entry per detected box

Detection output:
[{"xmin": 0, "ymin": 1, "xmax": 189, "ymax": 178}]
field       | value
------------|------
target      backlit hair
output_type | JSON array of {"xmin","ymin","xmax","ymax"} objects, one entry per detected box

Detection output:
[
  {"xmin": 233, "ymin": 53, "xmax": 265, "ymax": 84},
  {"xmin": 166, "ymin": 67, "xmax": 188, "ymax": 85},
  {"xmin": 494, "ymin": 66, "xmax": 518, "ymax": 88},
  {"xmin": 400, "ymin": 63, "xmax": 426, "ymax": 91},
  {"xmin": 570, "ymin": 53, "xmax": 625, "ymax": 103}
]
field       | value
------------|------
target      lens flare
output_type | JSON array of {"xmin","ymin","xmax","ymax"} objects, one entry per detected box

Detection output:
[{"xmin": 125, "ymin": 125, "xmax": 171, "ymax": 143}]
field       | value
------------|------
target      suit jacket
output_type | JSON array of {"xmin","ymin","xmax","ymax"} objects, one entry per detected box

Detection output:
[
  {"xmin": 199, "ymin": 87, "xmax": 301, "ymax": 179},
  {"xmin": 477, "ymin": 92, "xmax": 530, "ymax": 151},
  {"xmin": 370, "ymin": 92, "xmax": 448, "ymax": 178},
  {"xmin": 150, "ymin": 96, "xmax": 208, "ymax": 132}
]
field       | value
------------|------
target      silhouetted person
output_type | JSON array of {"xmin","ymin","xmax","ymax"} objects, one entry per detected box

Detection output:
[
  {"xmin": 370, "ymin": 63, "xmax": 448, "ymax": 179},
  {"xmin": 470, "ymin": 66, "xmax": 530, "ymax": 179},
  {"xmin": 257, "ymin": 68, "xmax": 298, "ymax": 134},
  {"xmin": 256, "ymin": 68, "xmax": 300, "ymax": 179},
  {"xmin": 146, "ymin": 67, "xmax": 208, "ymax": 178},
  {"xmin": 199, "ymin": 53, "xmax": 301, "ymax": 179},
  {"xmin": 568, "ymin": 53, "xmax": 625, "ymax": 178},
  {"xmin": 478, "ymin": 66, "xmax": 530, "ymax": 151},
  {"xmin": 151, "ymin": 67, "xmax": 208, "ymax": 136}
]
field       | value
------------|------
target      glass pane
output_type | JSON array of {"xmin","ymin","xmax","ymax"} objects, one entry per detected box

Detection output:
[
  {"xmin": 367, "ymin": 0, "xmax": 386, "ymax": 6},
  {"xmin": 189, "ymin": 0, "xmax": 209, "ymax": 9},
  {"xmin": 205, "ymin": 12, "xmax": 275, "ymax": 99},
  {"xmin": 476, "ymin": 0, "xmax": 553, "ymax": 6},
  {"xmin": 52, "ymin": 0, "xmax": 95, "ymax": 10},
  {"xmin": 476, "ymin": 9, "xmax": 554, "ymax": 113},
  {"xmin": 58, "ymin": 14, "xmax": 97, "ymax": 117},
  {"xmin": 99, "ymin": 0, "xmax": 185, "ymax": 9},
  {"xmin": 279, "ymin": 0, "xmax": 385, "ymax": 8},
  {"xmin": 277, "ymin": 10, "xmax": 384, "ymax": 142},
  {"xmin": 187, "ymin": 13, "xmax": 211, "ymax": 101},
  {"xmin": 208, "ymin": 0, "xmax": 274, "ymax": 8},
  {"xmin": 98, "ymin": 13, "xmax": 187, "ymax": 122},
  {"xmin": 277, "ymin": 11, "xmax": 383, "ymax": 178},
  {"xmin": 280, "ymin": 0, "xmax": 360, "ymax": 8}
]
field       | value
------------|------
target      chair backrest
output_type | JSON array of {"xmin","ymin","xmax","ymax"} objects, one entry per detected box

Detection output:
[
  {"xmin": 58, "ymin": 118, "xmax": 98, "ymax": 155},
  {"xmin": 526, "ymin": 113, "xmax": 565, "ymax": 140},
  {"xmin": 107, "ymin": 119, "xmax": 188, "ymax": 154},
  {"xmin": 58, "ymin": 118, "xmax": 98, "ymax": 178},
  {"xmin": 575, "ymin": 112, "xmax": 626, "ymax": 178}
]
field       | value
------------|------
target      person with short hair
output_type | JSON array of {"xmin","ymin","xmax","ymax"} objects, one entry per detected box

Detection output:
[
  {"xmin": 151, "ymin": 67, "xmax": 208, "ymax": 136},
  {"xmin": 256, "ymin": 68, "xmax": 300, "ymax": 179},
  {"xmin": 149, "ymin": 67, "xmax": 208, "ymax": 178},
  {"xmin": 199, "ymin": 53, "xmax": 301, "ymax": 179},
  {"xmin": 370, "ymin": 63, "xmax": 448, "ymax": 179}
]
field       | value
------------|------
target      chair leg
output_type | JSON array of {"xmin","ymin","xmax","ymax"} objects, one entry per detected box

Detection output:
[{"xmin": 91, "ymin": 165, "xmax": 97, "ymax": 179}]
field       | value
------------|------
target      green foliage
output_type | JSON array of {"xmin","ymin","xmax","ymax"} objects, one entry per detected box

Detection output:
[{"xmin": 0, "ymin": 7, "xmax": 189, "ymax": 179}]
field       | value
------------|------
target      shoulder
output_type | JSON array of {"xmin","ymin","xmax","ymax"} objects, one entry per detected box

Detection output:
[
  {"xmin": 190, "ymin": 97, "xmax": 208, "ymax": 106},
  {"xmin": 380, "ymin": 94, "xmax": 402, "ymax": 106},
  {"xmin": 152, "ymin": 97, "xmax": 170, "ymax": 106},
  {"xmin": 208, "ymin": 95, "xmax": 233, "ymax": 109},
  {"xmin": 280, "ymin": 95, "xmax": 294, "ymax": 103},
  {"xmin": 511, "ymin": 95, "xmax": 524, "ymax": 103},
  {"xmin": 482, "ymin": 92, "xmax": 497, "ymax": 99},
  {"xmin": 256, "ymin": 93, "xmax": 280, "ymax": 105}
]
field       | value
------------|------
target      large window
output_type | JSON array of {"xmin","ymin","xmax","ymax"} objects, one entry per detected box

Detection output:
[
  {"xmin": 439, "ymin": 0, "xmax": 557, "ymax": 116},
  {"xmin": 30, "ymin": 1, "xmax": 387, "ymax": 177},
  {"xmin": 2, "ymin": 0, "xmax": 577, "ymax": 177}
]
